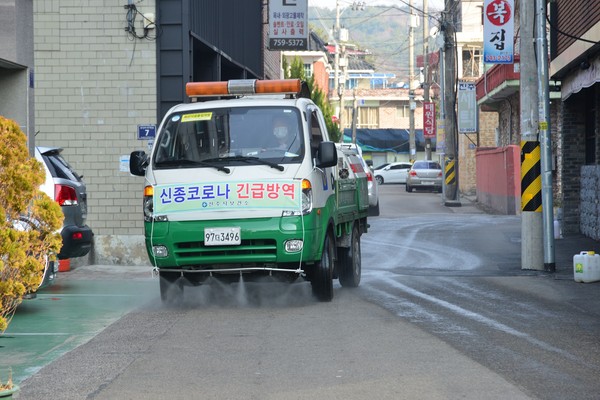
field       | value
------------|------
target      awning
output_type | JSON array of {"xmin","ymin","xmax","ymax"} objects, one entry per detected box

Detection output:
[
  {"xmin": 343, "ymin": 128, "xmax": 436, "ymax": 153},
  {"xmin": 562, "ymin": 55, "xmax": 600, "ymax": 100}
]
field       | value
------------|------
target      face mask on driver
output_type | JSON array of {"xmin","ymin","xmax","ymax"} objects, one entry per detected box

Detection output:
[{"xmin": 274, "ymin": 126, "xmax": 288, "ymax": 139}]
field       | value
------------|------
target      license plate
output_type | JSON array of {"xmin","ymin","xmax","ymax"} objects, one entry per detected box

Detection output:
[{"xmin": 204, "ymin": 227, "xmax": 241, "ymax": 246}]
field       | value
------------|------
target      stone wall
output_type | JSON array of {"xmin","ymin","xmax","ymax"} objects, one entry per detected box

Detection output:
[
  {"xmin": 580, "ymin": 165, "xmax": 600, "ymax": 239},
  {"xmin": 561, "ymin": 88, "xmax": 592, "ymax": 235}
]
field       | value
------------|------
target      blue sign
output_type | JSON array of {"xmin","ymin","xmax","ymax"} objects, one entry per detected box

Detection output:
[{"xmin": 137, "ymin": 124, "xmax": 156, "ymax": 139}]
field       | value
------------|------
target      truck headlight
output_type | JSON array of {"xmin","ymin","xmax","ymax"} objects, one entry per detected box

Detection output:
[
  {"xmin": 143, "ymin": 195, "xmax": 153, "ymax": 222},
  {"xmin": 152, "ymin": 245, "xmax": 169, "ymax": 258},
  {"xmin": 301, "ymin": 187, "xmax": 312, "ymax": 214},
  {"xmin": 285, "ymin": 239, "xmax": 303, "ymax": 252}
]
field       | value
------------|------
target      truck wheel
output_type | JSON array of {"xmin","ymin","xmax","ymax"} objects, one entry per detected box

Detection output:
[
  {"xmin": 159, "ymin": 271, "xmax": 184, "ymax": 305},
  {"xmin": 311, "ymin": 232, "xmax": 334, "ymax": 302},
  {"xmin": 338, "ymin": 224, "xmax": 361, "ymax": 287}
]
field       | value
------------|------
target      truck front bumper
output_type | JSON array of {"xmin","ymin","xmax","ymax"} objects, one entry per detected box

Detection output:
[{"xmin": 144, "ymin": 214, "xmax": 325, "ymax": 269}]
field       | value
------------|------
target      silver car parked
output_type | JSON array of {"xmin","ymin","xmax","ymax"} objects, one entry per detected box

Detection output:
[
  {"xmin": 405, "ymin": 160, "xmax": 443, "ymax": 192},
  {"xmin": 36, "ymin": 147, "xmax": 93, "ymax": 259}
]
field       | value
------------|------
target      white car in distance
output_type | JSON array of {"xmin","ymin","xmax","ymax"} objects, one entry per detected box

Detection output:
[{"xmin": 374, "ymin": 162, "xmax": 413, "ymax": 185}]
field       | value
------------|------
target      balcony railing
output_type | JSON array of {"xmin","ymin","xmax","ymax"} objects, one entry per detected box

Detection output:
[{"xmin": 476, "ymin": 55, "xmax": 520, "ymax": 101}]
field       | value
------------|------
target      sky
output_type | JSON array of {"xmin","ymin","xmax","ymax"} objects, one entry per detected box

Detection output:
[{"xmin": 308, "ymin": 0, "xmax": 445, "ymax": 11}]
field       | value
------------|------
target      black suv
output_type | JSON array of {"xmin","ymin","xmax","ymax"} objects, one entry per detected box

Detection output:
[{"xmin": 35, "ymin": 147, "xmax": 93, "ymax": 259}]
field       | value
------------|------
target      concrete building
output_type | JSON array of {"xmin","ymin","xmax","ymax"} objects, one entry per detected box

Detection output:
[
  {"xmin": 0, "ymin": 0, "xmax": 35, "ymax": 153},
  {"xmin": 550, "ymin": 0, "xmax": 600, "ymax": 238}
]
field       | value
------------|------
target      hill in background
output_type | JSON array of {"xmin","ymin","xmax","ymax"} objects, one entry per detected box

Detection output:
[{"xmin": 308, "ymin": 4, "xmax": 443, "ymax": 84}]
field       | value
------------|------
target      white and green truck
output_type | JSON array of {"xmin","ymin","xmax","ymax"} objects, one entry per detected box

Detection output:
[{"xmin": 130, "ymin": 79, "xmax": 369, "ymax": 303}]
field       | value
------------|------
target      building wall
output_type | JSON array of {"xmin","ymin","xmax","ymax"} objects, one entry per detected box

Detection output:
[
  {"xmin": 262, "ymin": 0, "xmax": 280, "ymax": 80},
  {"xmin": 0, "ymin": 0, "xmax": 34, "ymax": 151},
  {"xmin": 476, "ymin": 145, "xmax": 520, "ymax": 215},
  {"xmin": 496, "ymin": 95, "xmax": 520, "ymax": 146},
  {"xmin": 379, "ymin": 104, "xmax": 423, "ymax": 130},
  {"xmin": 560, "ymin": 89, "xmax": 587, "ymax": 234},
  {"xmin": 312, "ymin": 61, "xmax": 329, "ymax": 95},
  {"xmin": 459, "ymin": 110, "xmax": 497, "ymax": 194},
  {"xmin": 562, "ymin": 85, "xmax": 600, "ymax": 236},
  {"xmin": 554, "ymin": 0, "xmax": 600, "ymax": 57},
  {"xmin": 33, "ymin": 0, "xmax": 158, "ymax": 265}
]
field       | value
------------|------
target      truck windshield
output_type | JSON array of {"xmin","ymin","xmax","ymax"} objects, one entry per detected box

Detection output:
[{"xmin": 154, "ymin": 106, "xmax": 304, "ymax": 168}]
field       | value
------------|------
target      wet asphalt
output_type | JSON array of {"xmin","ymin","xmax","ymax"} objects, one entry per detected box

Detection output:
[{"xmin": 4, "ymin": 193, "xmax": 600, "ymax": 399}]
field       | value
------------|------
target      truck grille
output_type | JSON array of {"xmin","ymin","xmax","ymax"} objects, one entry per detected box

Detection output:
[{"xmin": 174, "ymin": 239, "xmax": 277, "ymax": 261}]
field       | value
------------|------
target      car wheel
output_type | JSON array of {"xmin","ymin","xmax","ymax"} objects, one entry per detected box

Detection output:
[
  {"xmin": 338, "ymin": 223, "xmax": 361, "ymax": 288},
  {"xmin": 406, "ymin": 184, "xmax": 413, "ymax": 192},
  {"xmin": 375, "ymin": 175, "xmax": 384, "ymax": 185},
  {"xmin": 311, "ymin": 231, "xmax": 334, "ymax": 302},
  {"xmin": 159, "ymin": 271, "xmax": 184, "ymax": 305}
]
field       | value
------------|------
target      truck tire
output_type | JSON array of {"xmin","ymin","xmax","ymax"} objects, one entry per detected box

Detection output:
[
  {"xmin": 338, "ymin": 223, "xmax": 361, "ymax": 287},
  {"xmin": 159, "ymin": 271, "xmax": 184, "ymax": 305},
  {"xmin": 311, "ymin": 232, "xmax": 334, "ymax": 302}
]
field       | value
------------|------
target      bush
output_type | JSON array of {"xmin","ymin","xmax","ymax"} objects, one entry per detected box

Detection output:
[{"xmin": 0, "ymin": 116, "xmax": 63, "ymax": 333}]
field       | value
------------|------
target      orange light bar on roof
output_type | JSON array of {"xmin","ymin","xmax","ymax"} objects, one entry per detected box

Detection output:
[
  {"xmin": 255, "ymin": 79, "xmax": 301, "ymax": 94},
  {"xmin": 186, "ymin": 79, "xmax": 301, "ymax": 97}
]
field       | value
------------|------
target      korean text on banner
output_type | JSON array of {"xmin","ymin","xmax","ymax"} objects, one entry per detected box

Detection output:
[
  {"xmin": 483, "ymin": 0, "xmax": 514, "ymax": 64},
  {"xmin": 268, "ymin": 0, "xmax": 308, "ymax": 51},
  {"xmin": 458, "ymin": 82, "xmax": 478, "ymax": 133},
  {"xmin": 153, "ymin": 180, "xmax": 302, "ymax": 215},
  {"xmin": 423, "ymin": 102, "xmax": 436, "ymax": 139}
]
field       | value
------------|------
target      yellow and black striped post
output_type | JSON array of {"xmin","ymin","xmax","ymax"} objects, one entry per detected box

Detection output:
[
  {"xmin": 521, "ymin": 141, "xmax": 542, "ymax": 212},
  {"xmin": 445, "ymin": 159, "xmax": 456, "ymax": 186}
]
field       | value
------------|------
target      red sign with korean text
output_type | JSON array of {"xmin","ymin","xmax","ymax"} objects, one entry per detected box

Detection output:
[{"xmin": 423, "ymin": 102, "xmax": 436, "ymax": 139}]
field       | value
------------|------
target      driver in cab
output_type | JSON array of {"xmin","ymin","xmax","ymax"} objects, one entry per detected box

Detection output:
[{"xmin": 268, "ymin": 114, "xmax": 300, "ymax": 156}]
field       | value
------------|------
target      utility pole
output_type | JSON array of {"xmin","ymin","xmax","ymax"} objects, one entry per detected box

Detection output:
[
  {"xmin": 352, "ymin": 88, "xmax": 358, "ymax": 144},
  {"xmin": 334, "ymin": 0, "xmax": 340, "ymax": 95},
  {"xmin": 443, "ymin": 0, "xmax": 459, "ymax": 205},
  {"xmin": 408, "ymin": 0, "xmax": 416, "ymax": 163},
  {"xmin": 423, "ymin": 0, "xmax": 431, "ymax": 160},
  {"xmin": 339, "ymin": 43, "xmax": 346, "ymax": 141},
  {"xmin": 334, "ymin": 0, "xmax": 342, "ymax": 140},
  {"xmin": 535, "ymin": 0, "xmax": 555, "ymax": 271},
  {"xmin": 520, "ymin": 0, "xmax": 544, "ymax": 270}
]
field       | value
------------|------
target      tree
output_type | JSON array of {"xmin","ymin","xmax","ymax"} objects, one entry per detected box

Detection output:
[
  {"xmin": 0, "ymin": 116, "xmax": 63, "ymax": 334},
  {"xmin": 284, "ymin": 56, "xmax": 341, "ymax": 142}
]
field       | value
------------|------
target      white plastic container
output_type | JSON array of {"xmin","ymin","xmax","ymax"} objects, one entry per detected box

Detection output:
[{"xmin": 573, "ymin": 251, "xmax": 600, "ymax": 283}]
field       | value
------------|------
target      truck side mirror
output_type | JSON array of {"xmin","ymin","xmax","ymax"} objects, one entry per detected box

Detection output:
[
  {"xmin": 130, "ymin": 151, "xmax": 148, "ymax": 176},
  {"xmin": 316, "ymin": 141, "xmax": 337, "ymax": 168}
]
